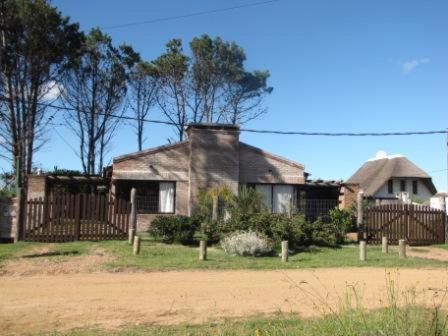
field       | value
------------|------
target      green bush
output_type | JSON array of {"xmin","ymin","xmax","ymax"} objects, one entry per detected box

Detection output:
[
  {"xmin": 329, "ymin": 208, "xmax": 354, "ymax": 243},
  {"xmin": 150, "ymin": 210, "xmax": 343, "ymax": 248},
  {"xmin": 148, "ymin": 215, "xmax": 200, "ymax": 245}
]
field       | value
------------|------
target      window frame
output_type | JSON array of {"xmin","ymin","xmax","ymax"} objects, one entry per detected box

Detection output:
[
  {"xmin": 387, "ymin": 179, "xmax": 394, "ymax": 194},
  {"xmin": 400, "ymin": 180, "xmax": 406, "ymax": 192},
  {"xmin": 248, "ymin": 183, "xmax": 297, "ymax": 214},
  {"xmin": 117, "ymin": 180, "xmax": 176, "ymax": 215},
  {"xmin": 412, "ymin": 180, "xmax": 418, "ymax": 194}
]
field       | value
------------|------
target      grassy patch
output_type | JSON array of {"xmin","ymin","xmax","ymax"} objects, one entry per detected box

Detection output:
[
  {"xmin": 434, "ymin": 244, "xmax": 448, "ymax": 250},
  {"xmin": 1, "ymin": 239, "xmax": 446, "ymax": 271},
  {"xmin": 0, "ymin": 241, "xmax": 94, "ymax": 265},
  {"xmin": 35, "ymin": 307, "xmax": 448, "ymax": 336},
  {"xmin": 101, "ymin": 237, "xmax": 446, "ymax": 270}
]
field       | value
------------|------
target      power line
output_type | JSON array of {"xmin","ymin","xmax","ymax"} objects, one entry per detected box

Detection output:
[
  {"xmin": 102, "ymin": 0, "xmax": 279, "ymax": 30},
  {"xmin": 43, "ymin": 101, "xmax": 447, "ymax": 137},
  {"xmin": 2, "ymin": 97, "xmax": 447, "ymax": 137}
]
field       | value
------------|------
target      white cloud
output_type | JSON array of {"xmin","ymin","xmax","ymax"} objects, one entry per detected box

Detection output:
[
  {"xmin": 402, "ymin": 58, "xmax": 430, "ymax": 74},
  {"xmin": 367, "ymin": 151, "xmax": 404, "ymax": 161},
  {"xmin": 40, "ymin": 80, "xmax": 64, "ymax": 101}
]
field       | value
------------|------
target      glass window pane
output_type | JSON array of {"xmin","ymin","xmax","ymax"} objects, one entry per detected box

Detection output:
[
  {"xmin": 159, "ymin": 182, "xmax": 175, "ymax": 213},
  {"xmin": 256, "ymin": 184, "xmax": 272, "ymax": 212},
  {"xmin": 273, "ymin": 185, "xmax": 293, "ymax": 214}
]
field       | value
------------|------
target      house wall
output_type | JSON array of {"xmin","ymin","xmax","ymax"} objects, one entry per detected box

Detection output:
[
  {"xmin": 27, "ymin": 175, "xmax": 47, "ymax": 200},
  {"xmin": 112, "ymin": 143, "xmax": 190, "ymax": 231},
  {"xmin": 112, "ymin": 124, "xmax": 307, "ymax": 232},
  {"xmin": 339, "ymin": 183, "xmax": 361, "ymax": 209},
  {"xmin": 239, "ymin": 144, "xmax": 305, "ymax": 184},
  {"xmin": 0, "ymin": 197, "xmax": 17, "ymax": 242},
  {"xmin": 374, "ymin": 178, "xmax": 434, "ymax": 201},
  {"xmin": 187, "ymin": 125, "xmax": 240, "ymax": 213},
  {"xmin": 430, "ymin": 195, "xmax": 447, "ymax": 213}
]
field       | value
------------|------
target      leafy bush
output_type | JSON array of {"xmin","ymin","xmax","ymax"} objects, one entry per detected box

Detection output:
[
  {"xmin": 148, "ymin": 215, "xmax": 200, "ymax": 245},
  {"xmin": 195, "ymin": 218, "xmax": 221, "ymax": 244},
  {"xmin": 329, "ymin": 208, "xmax": 354, "ymax": 243},
  {"xmin": 221, "ymin": 231, "xmax": 272, "ymax": 256}
]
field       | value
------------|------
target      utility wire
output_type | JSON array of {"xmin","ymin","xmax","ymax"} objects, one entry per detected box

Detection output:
[
  {"xmin": 2, "ymin": 98, "xmax": 447, "ymax": 137},
  {"xmin": 102, "ymin": 0, "xmax": 279, "ymax": 30},
  {"xmin": 43, "ymin": 100, "xmax": 448, "ymax": 137}
]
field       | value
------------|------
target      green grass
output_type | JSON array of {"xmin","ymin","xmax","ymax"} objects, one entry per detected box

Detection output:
[
  {"xmin": 101, "ymin": 238, "xmax": 447, "ymax": 270},
  {"xmin": 31, "ymin": 307, "xmax": 448, "ymax": 336},
  {"xmin": 433, "ymin": 244, "xmax": 448, "ymax": 250},
  {"xmin": 1, "ymin": 238, "xmax": 446, "ymax": 271},
  {"xmin": 0, "ymin": 240, "xmax": 93, "ymax": 265}
]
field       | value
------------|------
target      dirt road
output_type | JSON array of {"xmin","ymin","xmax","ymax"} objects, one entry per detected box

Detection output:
[{"xmin": 1, "ymin": 267, "xmax": 448, "ymax": 335}]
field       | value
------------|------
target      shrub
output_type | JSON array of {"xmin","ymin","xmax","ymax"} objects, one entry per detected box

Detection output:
[
  {"xmin": 148, "ymin": 215, "xmax": 200, "ymax": 245},
  {"xmin": 329, "ymin": 207, "xmax": 354, "ymax": 243},
  {"xmin": 196, "ymin": 218, "xmax": 221, "ymax": 244},
  {"xmin": 221, "ymin": 231, "xmax": 272, "ymax": 256},
  {"xmin": 268, "ymin": 213, "xmax": 306, "ymax": 247},
  {"xmin": 308, "ymin": 218, "xmax": 338, "ymax": 246}
]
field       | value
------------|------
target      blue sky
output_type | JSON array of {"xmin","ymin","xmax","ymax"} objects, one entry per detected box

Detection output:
[{"xmin": 1, "ymin": 0, "xmax": 447, "ymax": 190}]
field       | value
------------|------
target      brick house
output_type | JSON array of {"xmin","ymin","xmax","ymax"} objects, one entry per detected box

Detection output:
[{"xmin": 111, "ymin": 123, "xmax": 340, "ymax": 231}]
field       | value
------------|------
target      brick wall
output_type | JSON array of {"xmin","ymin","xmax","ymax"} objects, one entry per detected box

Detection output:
[
  {"xmin": 339, "ymin": 183, "xmax": 361, "ymax": 209},
  {"xmin": 0, "ymin": 197, "xmax": 17, "ymax": 242},
  {"xmin": 112, "ymin": 124, "xmax": 306, "ymax": 231},
  {"xmin": 27, "ymin": 175, "xmax": 47, "ymax": 200},
  {"xmin": 187, "ymin": 124, "xmax": 240, "ymax": 213},
  {"xmin": 239, "ymin": 143, "xmax": 305, "ymax": 184}
]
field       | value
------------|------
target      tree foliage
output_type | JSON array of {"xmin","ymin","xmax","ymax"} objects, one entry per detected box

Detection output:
[
  {"xmin": 0, "ymin": 0, "xmax": 83, "ymax": 190},
  {"xmin": 154, "ymin": 35, "xmax": 272, "ymax": 140},
  {"xmin": 127, "ymin": 61, "xmax": 158, "ymax": 151},
  {"xmin": 61, "ymin": 28, "xmax": 137, "ymax": 174}
]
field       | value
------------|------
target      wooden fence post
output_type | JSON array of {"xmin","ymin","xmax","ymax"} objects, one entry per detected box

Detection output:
[
  {"xmin": 359, "ymin": 241, "xmax": 366, "ymax": 261},
  {"xmin": 212, "ymin": 196, "xmax": 218, "ymax": 222},
  {"xmin": 14, "ymin": 188, "xmax": 21, "ymax": 243},
  {"xmin": 129, "ymin": 188, "xmax": 137, "ymax": 244},
  {"xmin": 398, "ymin": 239, "xmax": 406, "ymax": 258},
  {"xmin": 281, "ymin": 241, "xmax": 289, "ymax": 262},
  {"xmin": 199, "ymin": 240, "xmax": 207, "ymax": 261},
  {"xmin": 382, "ymin": 236, "xmax": 388, "ymax": 253},
  {"xmin": 74, "ymin": 194, "xmax": 81, "ymax": 240},
  {"xmin": 133, "ymin": 236, "xmax": 140, "ymax": 255},
  {"xmin": 357, "ymin": 190, "xmax": 364, "ymax": 242},
  {"xmin": 441, "ymin": 196, "xmax": 448, "ymax": 243}
]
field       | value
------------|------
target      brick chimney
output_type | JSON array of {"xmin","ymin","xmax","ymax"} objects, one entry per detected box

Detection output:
[{"xmin": 186, "ymin": 123, "xmax": 240, "ymax": 212}]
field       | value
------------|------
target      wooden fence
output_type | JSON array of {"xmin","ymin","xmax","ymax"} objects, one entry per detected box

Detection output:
[
  {"xmin": 24, "ymin": 194, "xmax": 131, "ymax": 242},
  {"xmin": 364, "ymin": 203, "xmax": 446, "ymax": 245}
]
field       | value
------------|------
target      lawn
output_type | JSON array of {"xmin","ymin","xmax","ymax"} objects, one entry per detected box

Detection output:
[
  {"xmin": 1, "ymin": 237, "xmax": 446, "ymax": 271},
  {"xmin": 31, "ymin": 307, "xmax": 448, "ymax": 336}
]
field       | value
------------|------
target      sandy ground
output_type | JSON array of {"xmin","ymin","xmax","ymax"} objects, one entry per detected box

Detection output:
[
  {"xmin": 1, "ymin": 267, "xmax": 448, "ymax": 335},
  {"xmin": 0, "ymin": 247, "xmax": 112, "ymax": 276},
  {"xmin": 407, "ymin": 246, "xmax": 448, "ymax": 262}
]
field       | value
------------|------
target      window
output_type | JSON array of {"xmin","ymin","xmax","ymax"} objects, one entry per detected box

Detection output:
[
  {"xmin": 255, "ymin": 184, "xmax": 273, "ymax": 212},
  {"xmin": 117, "ymin": 181, "xmax": 175, "ymax": 214},
  {"xmin": 388, "ymin": 180, "xmax": 393, "ymax": 194},
  {"xmin": 412, "ymin": 180, "xmax": 418, "ymax": 194},
  {"xmin": 254, "ymin": 184, "xmax": 295, "ymax": 214},
  {"xmin": 400, "ymin": 180, "xmax": 406, "ymax": 192},
  {"xmin": 273, "ymin": 185, "xmax": 294, "ymax": 213}
]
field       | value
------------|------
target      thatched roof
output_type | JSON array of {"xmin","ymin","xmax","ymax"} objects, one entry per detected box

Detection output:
[{"xmin": 346, "ymin": 156, "xmax": 437, "ymax": 196}]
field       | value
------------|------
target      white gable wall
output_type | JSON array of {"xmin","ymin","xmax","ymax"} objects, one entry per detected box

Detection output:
[{"xmin": 373, "ymin": 178, "xmax": 434, "ymax": 201}]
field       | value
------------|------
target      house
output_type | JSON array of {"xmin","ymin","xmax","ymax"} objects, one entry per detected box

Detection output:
[
  {"xmin": 430, "ymin": 192, "xmax": 447, "ymax": 214},
  {"xmin": 341, "ymin": 151, "xmax": 437, "ymax": 207},
  {"xmin": 111, "ymin": 123, "xmax": 340, "ymax": 231}
]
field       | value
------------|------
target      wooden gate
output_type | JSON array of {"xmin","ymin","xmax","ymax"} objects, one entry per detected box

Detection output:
[
  {"xmin": 365, "ymin": 204, "xmax": 446, "ymax": 245},
  {"xmin": 24, "ymin": 194, "xmax": 131, "ymax": 242}
]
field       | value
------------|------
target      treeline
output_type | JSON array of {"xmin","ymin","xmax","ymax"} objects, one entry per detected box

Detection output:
[{"xmin": 0, "ymin": 0, "xmax": 272, "ymax": 191}]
